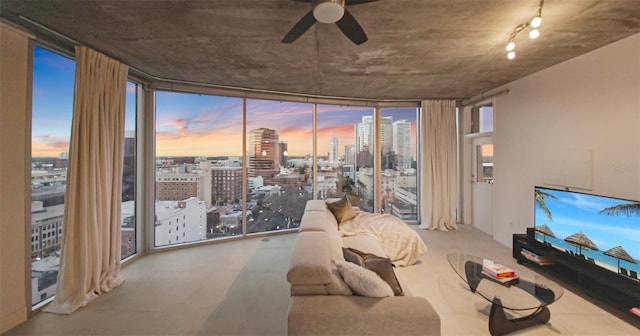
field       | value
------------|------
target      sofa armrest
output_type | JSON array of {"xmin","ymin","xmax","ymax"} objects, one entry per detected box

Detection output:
[{"xmin": 288, "ymin": 295, "xmax": 440, "ymax": 336}]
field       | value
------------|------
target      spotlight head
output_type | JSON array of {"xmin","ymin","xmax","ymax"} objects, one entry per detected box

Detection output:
[
  {"xmin": 506, "ymin": 41, "xmax": 515, "ymax": 51},
  {"xmin": 529, "ymin": 29, "xmax": 540, "ymax": 39},
  {"xmin": 531, "ymin": 16, "xmax": 542, "ymax": 28},
  {"xmin": 507, "ymin": 51, "xmax": 516, "ymax": 60}
]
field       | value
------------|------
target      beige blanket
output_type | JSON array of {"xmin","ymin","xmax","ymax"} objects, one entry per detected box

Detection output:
[{"xmin": 339, "ymin": 212, "xmax": 427, "ymax": 266}]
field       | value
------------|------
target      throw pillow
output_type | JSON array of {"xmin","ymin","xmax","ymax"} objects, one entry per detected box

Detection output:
[
  {"xmin": 326, "ymin": 195, "xmax": 356, "ymax": 225},
  {"xmin": 343, "ymin": 247, "xmax": 365, "ymax": 267},
  {"xmin": 334, "ymin": 260, "xmax": 394, "ymax": 298},
  {"xmin": 345, "ymin": 247, "xmax": 404, "ymax": 296}
]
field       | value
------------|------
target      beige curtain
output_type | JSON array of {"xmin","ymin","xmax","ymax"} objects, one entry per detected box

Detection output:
[
  {"xmin": 419, "ymin": 100, "xmax": 458, "ymax": 231},
  {"xmin": 44, "ymin": 46, "xmax": 129, "ymax": 314}
]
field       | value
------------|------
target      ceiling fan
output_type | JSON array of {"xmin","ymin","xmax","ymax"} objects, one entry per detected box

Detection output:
[{"xmin": 282, "ymin": 0, "xmax": 380, "ymax": 45}]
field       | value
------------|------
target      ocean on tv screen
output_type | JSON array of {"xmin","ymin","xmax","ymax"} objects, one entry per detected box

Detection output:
[{"xmin": 534, "ymin": 187, "xmax": 640, "ymax": 275}]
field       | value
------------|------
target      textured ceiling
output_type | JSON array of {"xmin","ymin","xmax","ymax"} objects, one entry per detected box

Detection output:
[{"xmin": 1, "ymin": 0, "xmax": 639, "ymax": 100}]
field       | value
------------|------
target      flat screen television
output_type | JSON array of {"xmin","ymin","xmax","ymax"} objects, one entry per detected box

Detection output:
[{"xmin": 533, "ymin": 186, "xmax": 640, "ymax": 278}]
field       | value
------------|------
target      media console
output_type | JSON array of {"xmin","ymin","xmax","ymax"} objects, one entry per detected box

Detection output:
[{"xmin": 513, "ymin": 228, "xmax": 640, "ymax": 328}]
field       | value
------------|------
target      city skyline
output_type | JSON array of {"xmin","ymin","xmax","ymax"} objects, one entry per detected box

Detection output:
[{"xmin": 32, "ymin": 46, "xmax": 418, "ymax": 158}]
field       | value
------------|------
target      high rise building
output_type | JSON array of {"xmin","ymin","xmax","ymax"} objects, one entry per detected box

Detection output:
[
  {"xmin": 122, "ymin": 130, "xmax": 136, "ymax": 202},
  {"xmin": 393, "ymin": 120, "xmax": 411, "ymax": 170},
  {"xmin": 211, "ymin": 166, "xmax": 243, "ymax": 205},
  {"xmin": 355, "ymin": 116, "xmax": 393, "ymax": 156},
  {"xmin": 344, "ymin": 144, "xmax": 355, "ymax": 166},
  {"xmin": 248, "ymin": 128, "xmax": 280, "ymax": 180},
  {"xmin": 279, "ymin": 141, "xmax": 288, "ymax": 167},
  {"xmin": 155, "ymin": 161, "xmax": 212, "ymax": 207},
  {"xmin": 329, "ymin": 135, "xmax": 339, "ymax": 163}
]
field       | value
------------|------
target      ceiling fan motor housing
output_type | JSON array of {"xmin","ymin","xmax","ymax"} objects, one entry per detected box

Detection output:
[{"xmin": 313, "ymin": 0, "xmax": 345, "ymax": 23}]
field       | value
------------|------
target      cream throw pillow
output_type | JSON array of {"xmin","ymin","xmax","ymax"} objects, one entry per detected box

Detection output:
[{"xmin": 334, "ymin": 260, "xmax": 394, "ymax": 297}]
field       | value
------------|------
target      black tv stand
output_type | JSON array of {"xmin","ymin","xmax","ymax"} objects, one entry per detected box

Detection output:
[{"xmin": 513, "ymin": 229, "xmax": 640, "ymax": 328}]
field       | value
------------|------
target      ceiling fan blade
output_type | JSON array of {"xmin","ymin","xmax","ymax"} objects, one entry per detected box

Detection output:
[
  {"xmin": 335, "ymin": 9, "xmax": 368, "ymax": 45},
  {"xmin": 282, "ymin": 10, "xmax": 316, "ymax": 43}
]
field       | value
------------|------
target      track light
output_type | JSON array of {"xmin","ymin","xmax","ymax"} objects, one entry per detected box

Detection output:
[
  {"xmin": 531, "ymin": 16, "xmax": 542, "ymax": 28},
  {"xmin": 506, "ymin": 41, "xmax": 515, "ymax": 51},
  {"xmin": 504, "ymin": 0, "xmax": 544, "ymax": 60}
]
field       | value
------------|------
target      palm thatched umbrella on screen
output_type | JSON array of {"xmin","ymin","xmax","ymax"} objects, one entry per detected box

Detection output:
[
  {"xmin": 535, "ymin": 224, "xmax": 556, "ymax": 243},
  {"xmin": 564, "ymin": 231, "xmax": 598, "ymax": 255},
  {"xmin": 604, "ymin": 245, "xmax": 637, "ymax": 273}
]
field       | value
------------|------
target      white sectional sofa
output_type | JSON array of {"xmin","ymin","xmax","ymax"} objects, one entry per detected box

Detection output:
[{"xmin": 287, "ymin": 200, "xmax": 441, "ymax": 335}]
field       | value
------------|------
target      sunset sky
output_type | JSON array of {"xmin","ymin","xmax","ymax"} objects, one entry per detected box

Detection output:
[{"xmin": 32, "ymin": 46, "xmax": 417, "ymax": 158}]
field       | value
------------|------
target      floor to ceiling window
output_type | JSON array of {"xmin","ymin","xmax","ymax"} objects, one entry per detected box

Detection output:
[
  {"xmin": 380, "ymin": 107, "xmax": 419, "ymax": 221},
  {"xmin": 121, "ymin": 81, "xmax": 138, "ymax": 259},
  {"xmin": 30, "ymin": 46, "xmax": 75, "ymax": 306},
  {"xmin": 245, "ymin": 99, "xmax": 313, "ymax": 233},
  {"xmin": 31, "ymin": 46, "xmax": 140, "ymax": 305},
  {"xmin": 316, "ymin": 105, "xmax": 375, "ymax": 212},
  {"xmin": 155, "ymin": 92, "xmax": 243, "ymax": 245}
]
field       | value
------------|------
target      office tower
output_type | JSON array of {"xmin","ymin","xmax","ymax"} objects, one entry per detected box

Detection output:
[
  {"xmin": 279, "ymin": 141, "xmax": 288, "ymax": 167},
  {"xmin": 211, "ymin": 166, "xmax": 243, "ymax": 205},
  {"xmin": 344, "ymin": 144, "xmax": 355, "ymax": 166},
  {"xmin": 122, "ymin": 131, "xmax": 136, "ymax": 202},
  {"xmin": 248, "ymin": 128, "xmax": 280, "ymax": 179},
  {"xmin": 393, "ymin": 120, "xmax": 411, "ymax": 170},
  {"xmin": 355, "ymin": 116, "xmax": 393, "ymax": 156},
  {"xmin": 155, "ymin": 161, "xmax": 212, "ymax": 208},
  {"xmin": 329, "ymin": 135, "xmax": 339, "ymax": 163}
]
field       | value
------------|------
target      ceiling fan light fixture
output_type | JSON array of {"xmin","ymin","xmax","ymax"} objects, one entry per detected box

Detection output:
[{"xmin": 313, "ymin": 0, "xmax": 345, "ymax": 24}]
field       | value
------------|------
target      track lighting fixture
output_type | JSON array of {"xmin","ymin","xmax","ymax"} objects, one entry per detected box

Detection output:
[{"xmin": 505, "ymin": 0, "xmax": 544, "ymax": 60}]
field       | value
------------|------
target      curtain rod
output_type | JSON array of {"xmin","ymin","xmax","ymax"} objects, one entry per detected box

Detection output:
[
  {"xmin": 17, "ymin": 14, "xmax": 426, "ymax": 104},
  {"xmin": 460, "ymin": 89, "xmax": 510, "ymax": 107}
]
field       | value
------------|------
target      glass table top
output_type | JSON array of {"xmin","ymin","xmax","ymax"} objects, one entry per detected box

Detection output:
[{"xmin": 447, "ymin": 252, "xmax": 564, "ymax": 311}]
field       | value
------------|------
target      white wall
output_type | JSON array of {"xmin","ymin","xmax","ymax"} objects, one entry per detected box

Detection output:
[{"xmin": 492, "ymin": 34, "xmax": 640, "ymax": 247}]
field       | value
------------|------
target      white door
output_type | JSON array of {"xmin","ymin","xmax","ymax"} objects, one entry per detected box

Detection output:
[{"xmin": 472, "ymin": 136, "xmax": 493, "ymax": 235}]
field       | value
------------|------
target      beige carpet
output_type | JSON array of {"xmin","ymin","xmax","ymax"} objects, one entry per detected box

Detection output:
[{"xmin": 5, "ymin": 225, "xmax": 638, "ymax": 335}]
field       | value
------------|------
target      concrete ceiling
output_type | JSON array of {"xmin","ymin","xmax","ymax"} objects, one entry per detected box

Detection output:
[{"xmin": 1, "ymin": 0, "xmax": 639, "ymax": 100}]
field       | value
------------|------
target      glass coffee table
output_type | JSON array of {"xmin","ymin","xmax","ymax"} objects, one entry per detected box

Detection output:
[{"xmin": 447, "ymin": 252, "xmax": 564, "ymax": 336}]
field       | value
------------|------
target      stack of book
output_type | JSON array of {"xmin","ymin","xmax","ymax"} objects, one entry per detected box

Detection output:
[
  {"xmin": 482, "ymin": 260, "xmax": 520, "ymax": 286},
  {"xmin": 520, "ymin": 248, "xmax": 555, "ymax": 266}
]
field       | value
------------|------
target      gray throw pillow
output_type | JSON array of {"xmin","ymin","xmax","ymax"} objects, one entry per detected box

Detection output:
[
  {"xmin": 345, "ymin": 247, "xmax": 404, "ymax": 296},
  {"xmin": 326, "ymin": 195, "xmax": 356, "ymax": 225},
  {"xmin": 343, "ymin": 247, "xmax": 365, "ymax": 267}
]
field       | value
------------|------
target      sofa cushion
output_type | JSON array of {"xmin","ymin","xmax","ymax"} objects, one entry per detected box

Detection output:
[
  {"xmin": 342, "ymin": 235, "xmax": 387, "ymax": 257},
  {"xmin": 287, "ymin": 232, "xmax": 333, "ymax": 285},
  {"xmin": 326, "ymin": 195, "xmax": 356, "ymax": 225},
  {"xmin": 334, "ymin": 260, "xmax": 394, "ymax": 297},
  {"xmin": 288, "ymin": 232, "xmax": 352, "ymax": 295},
  {"xmin": 304, "ymin": 199, "xmax": 328, "ymax": 212},
  {"xmin": 299, "ymin": 211, "xmax": 328, "ymax": 232}
]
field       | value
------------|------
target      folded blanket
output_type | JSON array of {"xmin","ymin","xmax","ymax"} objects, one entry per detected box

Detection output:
[{"xmin": 339, "ymin": 212, "xmax": 427, "ymax": 266}]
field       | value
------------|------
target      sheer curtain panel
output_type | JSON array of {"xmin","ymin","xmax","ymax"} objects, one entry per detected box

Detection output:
[
  {"xmin": 44, "ymin": 46, "xmax": 129, "ymax": 314},
  {"xmin": 419, "ymin": 100, "xmax": 458, "ymax": 231}
]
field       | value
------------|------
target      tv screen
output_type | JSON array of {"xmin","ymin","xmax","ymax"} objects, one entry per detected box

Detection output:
[{"xmin": 534, "ymin": 186, "xmax": 640, "ymax": 278}]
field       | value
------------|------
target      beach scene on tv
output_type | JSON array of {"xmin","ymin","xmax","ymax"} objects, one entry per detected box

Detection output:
[{"xmin": 534, "ymin": 187, "xmax": 640, "ymax": 279}]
